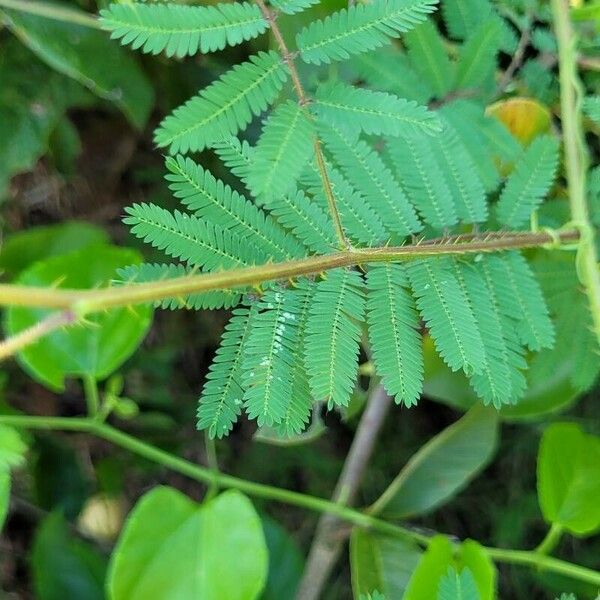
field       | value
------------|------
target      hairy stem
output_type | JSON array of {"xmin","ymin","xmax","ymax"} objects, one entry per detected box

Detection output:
[
  {"xmin": 551, "ymin": 0, "xmax": 600, "ymax": 345},
  {"xmin": 0, "ymin": 310, "xmax": 77, "ymax": 361},
  {"xmin": 0, "ymin": 230, "xmax": 580, "ymax": 314},
  {"xmin": 0, "ymin": 0, "xmax": 100, "ymax": 28},
  {"xmin": 296, "ymin": 385, "xmax": 393, "ymax": 600},
  {"xmin": 254, "ymin": 0, "xmax": 350, "ymax": 249},
  {"xmin": 2, "ymin": 414, "xmax": 600, "ymax": 587}
]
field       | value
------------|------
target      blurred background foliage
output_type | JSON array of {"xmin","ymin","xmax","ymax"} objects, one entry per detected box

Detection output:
[{"xmin": 0, "ymin": 0, "xmax": 599, "ymax": 598}]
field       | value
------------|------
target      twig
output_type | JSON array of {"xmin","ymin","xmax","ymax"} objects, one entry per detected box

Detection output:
[
  {"xmin": 0, "ymin": 310, "xmax": 77, "ymax": 361},
  {"xmin": 295, "ymin": 385, "xmax": 393, "ymax": 600},
  {"xmin": 496, "ymin": 24, "xmax": 531, "ymax": 94},
  {"xmin": 0, "ymin": 0, "xmax": 100, "ymax": 28}
]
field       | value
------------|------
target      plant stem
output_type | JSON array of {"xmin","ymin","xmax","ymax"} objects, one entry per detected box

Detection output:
[
  {"xmin": 0, "ymin": 310, "xmax": 77, "ymax": 361},
  {"xmin": 0, "ymin": 230, "xmax": 580, "ymax": 314},
  {"xmin": 535, "ymin": 523, "xmax": 564, "ymax": 555},
  {"xmin": 0, "ymin": 0, "xmax": 100, "ymax": 28},
  {"xmin": 204, "ymin": 433, "xmax": 220, "ymax": 501},
  {"xmin": 551, "ymin": 0, "xmax": 600, "ymax": 346},
  {"xmin": 296, "ymin": 385, "xmax": 393, "ymax": 600},
  {"xmin": 83, "ymin": 375, "xmax": 100, "ymax": 419},
  {"xmin": 254, "ymin": 0, "xmax": 350, "ymax": 249},
  {"xmin": 2, "ymin": 414, "xmax": 600, "ymax": 587}
]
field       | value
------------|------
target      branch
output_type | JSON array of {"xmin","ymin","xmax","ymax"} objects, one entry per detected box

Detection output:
[
  {"xmin": 0, "ymin": 310, "xmax": 77, "ymax": 361},
  {"xmin": 0, "ymin": 0, "xmax": 100, "ymax": 28},
  {"xmin": 0, "ymin": 230, "xmax": 581, "ymax": 313},
  {"xmin": 253, "ymin": 0, "xmax": 350, "ymax": 249},
  {"xmin": 296, "ymin": 385, "xmax": 393, "ymax": 600},
  {"xmin": 2, "ymin": 413, "xmax": 600, "ymax": 587},
  {"xmin": 551, "ymin": 0, "xmax": 600, "ymax": 346}
]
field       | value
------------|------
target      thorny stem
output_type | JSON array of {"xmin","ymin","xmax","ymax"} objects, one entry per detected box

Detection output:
[
  {"xmin": 253, "ymin": 0, "xmax": 350, "ymax": 249},
  {"xmin": 551, "ymin": 0, "xmax": 600, "ymax": 346},
  {"xmin": 2, "ymin": 414, "xmax": 600, "ymax": 587},
  {"xmin": 296, "ymin": 385, "xmax": 393, "ymax": 600},
  {"xmin": 0, "ymin": 0, "xmax": 100, "ymax": 28},
  {"xmin": 0, "ymin": 230, "xmax": 581, "ymax": 316}
]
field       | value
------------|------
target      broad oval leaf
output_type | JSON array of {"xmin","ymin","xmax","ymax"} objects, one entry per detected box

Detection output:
[
  {"xmin": 537, "ymin": 423, "xmax": 600, "ymax": 535},
  {"xmin": 108, "ymin": 487, "xmax": 268, "ymax": 600},
  {"xmin": 4, "ymin": 245, "xmax": 153, "ymax": 391},
  {"xmin": 486, "ymin": 97, "xmax": 552, "ymax": 146},
  {"xmin": 350, "ymin": 528, "xmax": 422, "ymax": 599},
  {"xmin": 369, "ymin": 406, "xmax": 498, "ymax": 518}
]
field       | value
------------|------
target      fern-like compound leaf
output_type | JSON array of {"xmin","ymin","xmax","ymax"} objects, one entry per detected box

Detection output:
[
  {"xmin": 242, "ymin": 288, "xmax": 305, "ymax": 427},
  {"xmin": 124, "ymin": 202, "xmax": 264, "ymax": 269},
  {"xmin": 583, "ymin": 96, "xmax": 600, "ymax": 126},
  {"xmin": 437, "ymin": 567, "xmax": 479, "ymax": 600},
  {"xmin": 270, "ymin": 0, "xmax": 320, "ymax": 15},
  {"xmin": 296, "ymin": 0, "xmax": 437, "ymax": 65},
  {"xmin": 387, "ymin": 133, "xmax": 458, "ymax": 229},
  {"xmin": 275, "ymin": 281, "xmax": 315, "ymax": 435},
  {"xmin": 431, "ymin": 122, "xmax": 487, "ymax": 224},
  {"xmin": 452, "ymin": 259, "xmax": 526, "ymax": 407},
  {"xmin": 405, "ymin": 21, "xmax": 454, "ymax": 98},
  {"xmin": 407, "ymin": 258, "xmax": 485, "ymax": 375},
  {"xmin": 198, "ymin": 306, "xmax": 257, "ymax": 438},
  {"xmin": 319, "ymin": 122, "xmax": 423, "ymax": 238},
  {"xmin": 495, "ymin": 135, "xmax": 560, "ymax": 228},
  {"xmin": 210, "ymin": 137, "xmax": 253, "ymax": 185},
  {"xmin": 247, "ymin": 100, "xmax": 316, "ymax": 202},
  {"xmin": 118, "ymin": 263, "xmax": 242, "ymax": 310},
  {"xmin": 366, "ymin": 263, "xmax": 423, "ymax": 406},
  {"xmin": 165, "ymin": 155, "xmax": 305, "ymax": 260},
  {"xmin": 100, "ymin": 2, "xmax": 268, "ymax": 58},
  {"xmin": 305, "ymin": 269, "xmax": 366, "ymax": 408},
  {"xmin": 313, "ymin": 82, "xmax": 440, "ymax": 138},
  {"xmin": 155, "ymin": 51, "xmax": 289, "ymax": 154},
  {"xmin": 352, "ymin": 46, "xmax": 433, "ymax": 103},
  {"xmin": 490, "ymin": 252, "xmax": 555, "ymax": 351}
]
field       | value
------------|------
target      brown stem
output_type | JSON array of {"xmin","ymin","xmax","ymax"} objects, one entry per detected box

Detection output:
[
  {"xmin": 254, "ymin": 0, "xmax": 350, "ymax": 249},
  {"xmin": 295, "ymin": 386, "xmax": 393, "ymax": 600},
  {"xmin": 497, "ymin": 24, "xmax": 531, "ymax": 94}
]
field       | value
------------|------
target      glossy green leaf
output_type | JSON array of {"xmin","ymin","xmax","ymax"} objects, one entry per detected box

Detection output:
[
  {"xmin": 537, "ymin": 423, "xmax": 600, "ymax": 535},
  {"xmin": 369, "ymin": 406, "xmax": 498, "ymax": 518},
  {"xmin": 261, "ymin": 515, "xmax": 304, "ymax": 600},
  {"xmin": 1, "ymin": 9, "xmax": 153, "ymax": 129},
  {"xmin": 108, "ymin": 487, "xmax": 268, "ymax": 600},
  {"xmin": 0, "ymin": 221, "xmax": 109, "ymax": 278},
  {"xmin": 350, "ymin": 529, "xmax": 422, "ymax": 599},
  {"xmin": 32, "ymin": 512, "xmax": 107, "ymax": 600},
  {"xmin": 4, "ymin": 245, "xmax": 153, "ymax": 391},
  {"xmin": 404, "ymin": 536, "xmax": 495, "ymax": 600},
  {"xmin": 0, "ymin": 424, "xmax": 27, "ymax": 468}
]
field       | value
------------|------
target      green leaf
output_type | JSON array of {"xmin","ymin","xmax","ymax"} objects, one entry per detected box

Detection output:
[
  {"xmin": 296, "ymin": 0, "xmax": 438, "ymax": 65},
  {"xmin": 198, "ymin": 306, "xmax": 257, "ymax": 438},
  {"xmin": 387, "ymin": 133, "xmax": 458, "ymax": 229},
  {"xmin": 261, "ymin": 515, "xmax": 304, "ymax": 600},
  {"xmin": 405, "ymin": 21, "xmax": 454, "ymax": 98},
  {"xmin": 247, "ymin": 100, "xmax": 316, "ymax": 202},
  {"xmin": 437, "ymin": 567, "xmax": 480, "ymax": 600},
  {"xmin": 313, "ymin": 82, "xmax": 441, "ymax": 138},
  {"xmin": 270, "ymin": 0, "xmax": 320, "ymax": 14},
  {"xmin": 441, "ymin": 0, "xmax": 494, "ymax": 39},
  {"xmin": 32, "ymin": 513, "xmax": 107, "ymax": 600},
  {"xmin": 350, "ymin": 529, "xmax": 422, "ymax": 599},
  {"xmin": 369, "ymin": 406, "xmax": 498, "ymax": 518},
  {"xmin": 108, "ymin": 488, "xmax": 268, "ymax": 600},
  {"xmin": 4, "ymin": 245, "xmax": 153, "ymax": 391},
  {"xmin": 366, "ymin": 264, "xmax": 423, "ymax": 407},
  {"xmin": 407, "ymin": 259, "xmax": 484, "ymax": 375},
  {"xmin": 454, "ymin": 21, "xmax": 502, "ymax": 92},
  {"xmin": 0, "ymin": 221, "xmax": 109, "ymax": 278},
  {"xmin": 0, "ymin": 425, "xmax": 27, "ymax": 469},
  {"xmin": 242, "ymin": 286, "xmax": 311, "ymax": 427},
  {"xmin": 305, "ymin": 269, "xmax": 365, "ymax": 408},
  {"xmin": 100, "ymin": 2, "xmax": 268, "ymax": 58},
  {"xmin": 495, "ymin": 136, "xmax": 560, "ymax": 228},
  {"xmin": 319, "ymin": 122, "xmax": 423, "ymax": 238},
  {"xmin": 583, "ymin": 96, "xmax": 600, "ymax": 125},
  {"xmin": 155, "ymin": 51, "xmax": 289, "ymax": 154},
  {"xmin": 404, "ymin": 536, "xmax": 495, "ymax": 600},
  {"xmin": 165, "ymin": 154, "xmax": 305, "ymax": 259},
  {"xmin": 537, "ymin": 423, "xmax": 600, "ymax": 535},
  {"xmin": 2, "ymin": 9, "xmax": 153, "ymax": 129}
]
